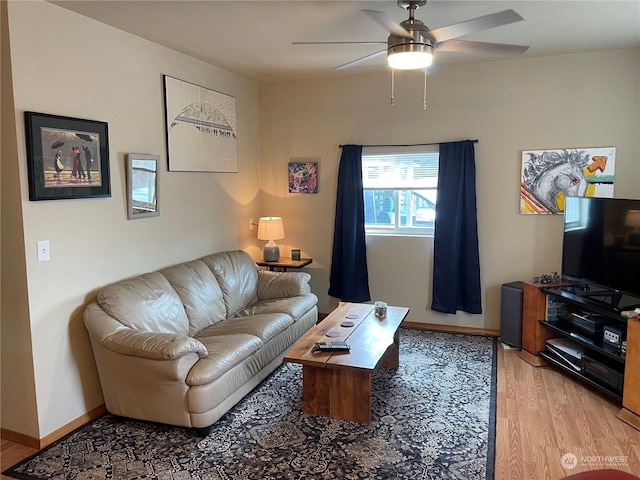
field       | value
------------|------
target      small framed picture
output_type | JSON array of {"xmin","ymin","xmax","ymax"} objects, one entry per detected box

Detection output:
[
  {"xmin": 126, "ymin": 153, "xmax": 159, "ymax": 220},
  {"xmin": 288, "ymin": 160, "xmax": 319, "ymax": 194},
  {"xmin": 24, "ymin": 111, "xmax": 111, "ymax": 201}
]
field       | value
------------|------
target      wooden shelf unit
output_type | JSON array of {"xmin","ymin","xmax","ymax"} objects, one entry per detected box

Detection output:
[
  {"xmin": 520, "ymin": 281, "xmax": 564, "ymax": 366},
  {"xmin": 520, "ymin": 281, "xmax": 640, "ymax": 431}
]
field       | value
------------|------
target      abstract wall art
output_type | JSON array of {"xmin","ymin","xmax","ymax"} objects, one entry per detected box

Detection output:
[
  {"xmin": 288, "ymin": 160, "xmax": 319, "ymax": 194},
  {"xmin": 520, "ymin": 147, "xmax": 615, "ymax": 214},
  {"xmin": 164, "ymin": 75, "xmax": 237, "ymax": 172}
]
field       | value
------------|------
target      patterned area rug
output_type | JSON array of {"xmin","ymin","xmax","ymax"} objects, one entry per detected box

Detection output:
[{"xmin": 4, "ymin": 329, "xmax": 497, "ymax": 480}]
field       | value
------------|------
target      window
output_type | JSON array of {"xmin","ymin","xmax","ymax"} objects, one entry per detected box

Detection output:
[{"xmin": 363, "ymin": 145, "xmax": 439, "ymax": 235}]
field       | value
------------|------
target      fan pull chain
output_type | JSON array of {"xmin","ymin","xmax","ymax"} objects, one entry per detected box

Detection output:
[
  {"xmin": 423, "ymin": 67, "xmax": 428, "ymax": 110},
  {"xmin": 391, "ymin": 69, "xmax": 395, "ymax": 106}
]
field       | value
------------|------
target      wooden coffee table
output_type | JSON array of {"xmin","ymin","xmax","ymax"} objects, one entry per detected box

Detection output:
[{"xmin": 283, "ymin": 302, "xmax": 409, "ymax": 423}]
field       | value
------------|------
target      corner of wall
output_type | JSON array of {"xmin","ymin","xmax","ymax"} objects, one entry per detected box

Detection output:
[{"xmin": 1, "ymin": 0, "xmax": 40, "ymax": 439}]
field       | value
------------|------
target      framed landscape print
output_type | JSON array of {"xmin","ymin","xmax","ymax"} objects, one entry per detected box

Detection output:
[
  {"xmin": 163, "ymin": 75, "xmax": 238, "ymax": 172},
  {"xmin": 24, "ymin": 112, "xmax": 111, "ymax": 201}
]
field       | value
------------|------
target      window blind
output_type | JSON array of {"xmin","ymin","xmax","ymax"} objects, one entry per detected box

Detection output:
[{"xmin": 362, "ymin": 146, "xmax": 439, "ymax": 189}]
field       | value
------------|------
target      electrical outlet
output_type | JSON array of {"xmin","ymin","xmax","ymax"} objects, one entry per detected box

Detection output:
[{"xmin": 37, "ymin": 240, "xmax": 50, "ymax": 262}]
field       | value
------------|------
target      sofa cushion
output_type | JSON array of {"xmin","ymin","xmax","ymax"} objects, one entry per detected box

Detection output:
[
  {"xmin": 199, "ymin": 250, "xmax": 259, "ymax": 318},
  {"xmin": 235, "ymin": 295, "xmax": 318, "ymax": 322},
  {"xmin": 196, "ymin": 313, "xmax": 293, "ymax": 344},
  {"xmin": 97, "ymin": 272, "xmax": 189, "ymax": 335},
  {"xmin": 161, "ymin": 260, "xmax": 226, "ymax": 335},
  {"xmin": 186, "ymin": 334, "xmax": 262, "ymax": 386}
]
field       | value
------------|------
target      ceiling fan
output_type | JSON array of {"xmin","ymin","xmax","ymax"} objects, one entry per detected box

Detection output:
[{"xmin": 293, "ymin": 0, "xmax": 529, "ymax": 71}]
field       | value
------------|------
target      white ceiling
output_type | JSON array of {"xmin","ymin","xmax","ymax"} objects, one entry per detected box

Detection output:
[{"xmin": 51, "ymin": 0, "xmax": 640, "ymax": 82}]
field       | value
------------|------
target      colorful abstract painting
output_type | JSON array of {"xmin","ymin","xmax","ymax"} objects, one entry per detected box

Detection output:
[
  {"xmin": 520, "ymin": 147, "xmax": 615, "ymax": 214},
  {"xmin": 288, "ymin": 161, "xmax": 318, "ymax": 194}
]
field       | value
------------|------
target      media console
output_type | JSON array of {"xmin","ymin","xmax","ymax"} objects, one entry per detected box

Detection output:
[{"xmin": 520, "ymin": 281, "xmax": 640, "ymax": 431}]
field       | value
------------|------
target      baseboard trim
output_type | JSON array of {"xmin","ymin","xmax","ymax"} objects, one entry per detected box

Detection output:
[
  {"xmin": 618, "ymin": 407, "xmax": 640, "ymax": 432},
  {"xmin": 319, "ymin": 311, "xmax": 499, "ymax": 337},
  {"xmin": 0, "ymin": 428, "xmax": 40, "ymax": 450},
  {"xmin": 1, "ymin": 404, "xmax": 106, "ymax": 449},
  {"xmin": 402, "ymin": 321, "xmax": 499, "ymax": 337}
]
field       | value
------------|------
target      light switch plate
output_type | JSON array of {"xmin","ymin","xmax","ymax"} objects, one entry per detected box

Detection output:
[{"xmin": 37, "ymin": 240, "xmax": 50, "ymax": 262}]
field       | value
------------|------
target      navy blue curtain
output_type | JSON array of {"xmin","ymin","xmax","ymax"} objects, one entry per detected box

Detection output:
[
  {"xmin": 328, "ymin": 145, "xmax": 371, "ymax": 303},
  {"xmin": 431, "ymin": 140, "xmax": 482, "ymax": 314}
]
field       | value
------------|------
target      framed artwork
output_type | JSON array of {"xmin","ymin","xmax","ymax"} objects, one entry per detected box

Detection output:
[
  {"xmin": 520, "ymin": 147, "xmax": 615, "ymax": 214},
  {"xmin": 163, "ymin": 75, "xmax": 238, "ymax": 172},
  {"xmin": 24, "ymin": 112, "xmax": 111, "ymax": 201},
  {"xmin": 288, "ymin": 160, "xmax": 319, "ymax": 194},
  {"xmin": 126, "ymin": 153, "xmax": 159, "ymax": 220}
]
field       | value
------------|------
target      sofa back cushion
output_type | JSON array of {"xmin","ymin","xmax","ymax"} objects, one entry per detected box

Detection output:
[
  {"xmin": 161, "ymin": 260, "xmax": 226, "ymax": 335},
  {"xmin": 199, "ymin": 250, "xmax": 259, "ymax": 318},
  {"xmin": 97, "ymin": 272, "xmax": 189, "ymax": 335}
]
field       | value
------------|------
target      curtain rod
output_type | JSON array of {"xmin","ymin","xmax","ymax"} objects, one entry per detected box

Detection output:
[{"xmin": 339, "ymin": 139, "xmax": 478, "ymax": 148}]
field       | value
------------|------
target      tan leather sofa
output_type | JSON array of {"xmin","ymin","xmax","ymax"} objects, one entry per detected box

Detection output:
[{"xmin": 84, "ymin": 250, "xmax": 317, "ymax": 435}]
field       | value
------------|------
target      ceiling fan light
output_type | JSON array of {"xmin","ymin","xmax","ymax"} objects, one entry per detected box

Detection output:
[
  {"xmin": 387, "ymin": 43, "xmax": 434, "ymax": 69},
  {"xmin": 388, "ymin": 51, "xmax": 433, "ymax": 69}
]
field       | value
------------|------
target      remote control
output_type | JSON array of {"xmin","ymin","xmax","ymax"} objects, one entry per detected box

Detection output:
[{"xmin": 312, "ymin": 341, "xmax": 351, "ymax": 353}]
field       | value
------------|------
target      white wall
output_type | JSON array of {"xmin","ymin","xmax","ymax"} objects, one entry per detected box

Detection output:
[
  {"xmin": 3, "ymin": 0, "xmax": 261, "ymax": 438},
  {"xmin": 259, "ymin": 49, "xmax": 640, "ymax": 328},
  {"xmin": 3, "ymin": 0, "xmax": 639, "ymax": 441}
]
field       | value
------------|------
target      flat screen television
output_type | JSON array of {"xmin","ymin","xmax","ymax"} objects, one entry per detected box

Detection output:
[{"xmin": 562, "ymin": 196, "xmax": 640, "ymax": 309}]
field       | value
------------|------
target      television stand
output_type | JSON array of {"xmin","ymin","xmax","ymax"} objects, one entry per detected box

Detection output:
[
  {"xmin": 570, "ymin": 289, "xmax": 620, "ymax": 298},
  {"xmin": 520, "ymin": 281, "xmax": 640, "ymax": 432},
  {"xmin": 558, "ymin": 284, "xmax": 640, "ymax": 313}
]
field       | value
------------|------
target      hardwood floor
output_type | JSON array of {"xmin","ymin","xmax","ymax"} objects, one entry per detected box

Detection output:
[
  {"xmin": 1, "ymin": 439, "xmax": 37, "ymax": 479},
  {"xmin": 495, "ymin": 345, "xmax": 640, "ymax": 478},
  {"xmin": 2, "ymin": 343, "xmax": 639, "ymax": 479}
]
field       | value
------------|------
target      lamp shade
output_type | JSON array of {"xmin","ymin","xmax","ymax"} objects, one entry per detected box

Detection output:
[
  {"xmin": 257, "ymin": 217, "xmax": 285, "ymax": 241},
  {"xmin": 625, "ymin": 210, "xmax": 640, "ymax": 229}
]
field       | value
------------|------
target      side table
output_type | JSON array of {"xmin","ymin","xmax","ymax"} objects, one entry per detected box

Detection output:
[{"xmin": 256, "ymin": 257, "xmax": 313, "ymax": 272}]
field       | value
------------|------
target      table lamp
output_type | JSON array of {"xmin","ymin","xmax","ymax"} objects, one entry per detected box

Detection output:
[{"xmin": 257, "ymin": 217, "xmax": 285, "ymax": 261}]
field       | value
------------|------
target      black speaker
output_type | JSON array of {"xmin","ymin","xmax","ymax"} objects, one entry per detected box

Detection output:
[{"xmin": 500, "ymin": 281, "xmax": 524, "ymax": 348}]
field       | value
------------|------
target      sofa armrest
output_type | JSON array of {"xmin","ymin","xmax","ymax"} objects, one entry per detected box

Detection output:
[
  {"xmin": 257, "ymin": 271, "xmax": 311, "ymax": 299},
  {"xmin": 84, "ymin": 302, "xmax": 207, "ymax": 361},
  {"xmin": 103, "ymin": 330, "xmax": 207, "ymax": 360}
]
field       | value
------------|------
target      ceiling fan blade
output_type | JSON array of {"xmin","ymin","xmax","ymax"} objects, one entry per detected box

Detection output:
[
  {"xmin": 437, "ymin": 39, "xmax": 529, "ymax": 56},
  {"xmin": 336, "ymin": 49, "xmax": 387, "ymax": 70},
  {"xmin": 292, "ymin": 41, "xmax": 387, "ymax": 46},
  {"xmin": 362, "ymin": 9, "xmax": 413, "ymax": 39},
  {"xmin": 428, "ymin": 9, "xmax": 524, "ymax": 44}
]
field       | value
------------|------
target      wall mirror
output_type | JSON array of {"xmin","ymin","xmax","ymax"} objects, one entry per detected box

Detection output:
[{"xmin": 126, "ymin": 153, "xmax": 159, "ymax": 219}]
